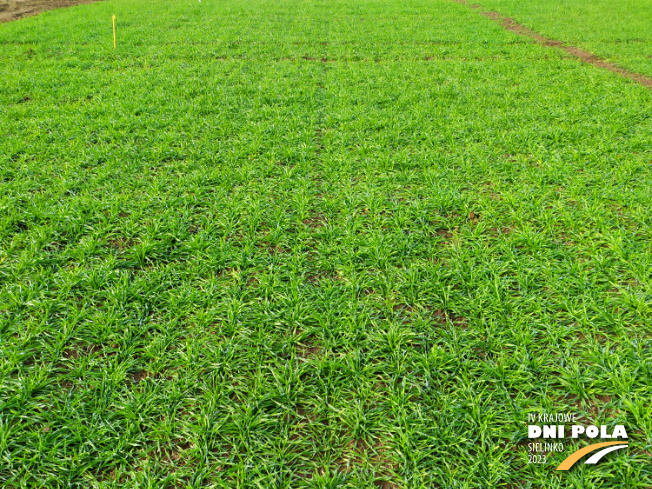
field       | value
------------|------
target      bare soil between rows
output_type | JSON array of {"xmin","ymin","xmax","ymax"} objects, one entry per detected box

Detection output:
[
  {"xmin": 0, "ymin": 0, "xmax": 100, "ymax": 23},
  {"xmin": 452, "ymin": 0, "xmax": 652, "ymax": 90}
]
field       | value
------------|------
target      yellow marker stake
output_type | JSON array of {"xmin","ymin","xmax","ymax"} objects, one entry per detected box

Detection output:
[{"xmin": 112, "ymin": 15, "xmax": 116, "ymax": 50}]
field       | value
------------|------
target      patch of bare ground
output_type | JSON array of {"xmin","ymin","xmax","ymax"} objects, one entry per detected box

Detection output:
[
  {"xmin": 108, "ymin": 236, "xmax": 135, "ymax": 251},
  {"xmin": 330, "ymin": 437, "xmax": 399, "ymax": 487},
  {"xmin": 295, "ymin": 334, "xmax": 322, "ymax": 359},
  {"xmin": 303, "ymin": 214, "xmax": 327, "ymax": 229},
  {"xmin": 131, "ymin": 370, "xmax": 149, "ymax": 383},
  {"xmin": 434, "ymin": 227, "xmax": 454, "ymax": 241},
  {"xmin": 488, "ymin": 226, "xmax": 513, "ymax": 236},
  {"xmin": 448, "ymin": 0, "xmax": 652, "ymax": 90},
  {"xmin": 0, "ymin": 0, "xmax": 103, "ymax": 23}
]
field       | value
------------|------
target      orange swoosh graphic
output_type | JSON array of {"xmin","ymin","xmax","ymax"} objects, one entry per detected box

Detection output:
[{"xmin": 556, "ymin": 441, "xmax": 628, "ymax": 470}]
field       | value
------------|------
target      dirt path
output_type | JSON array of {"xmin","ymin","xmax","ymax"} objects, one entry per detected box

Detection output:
[
  {"xmin": 451, "ymin": 0, "xmax": 652, "ymax": 91},
  {"xmin": 0, "ymin": 0, "xmax": 101, "ymax": 23}
]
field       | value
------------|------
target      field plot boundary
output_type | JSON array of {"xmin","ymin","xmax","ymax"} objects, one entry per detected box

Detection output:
[{"xmin": 451, "ymin": 0, "xmax": 652, "ymax": 90}]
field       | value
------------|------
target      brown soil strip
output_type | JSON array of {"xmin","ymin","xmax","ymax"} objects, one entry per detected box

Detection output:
[
  {"xmin": 450, "ymin": 0, "xmax": 652, "ymax": 90},
  {"xmin": 0, "ymin": 0, "xmax": 101, "ymax": 23}
]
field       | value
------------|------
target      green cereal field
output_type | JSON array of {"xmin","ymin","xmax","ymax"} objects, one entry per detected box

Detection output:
[{"xmin": 0, "ymin": 0, "xmax": 651, "ymax": 487}]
